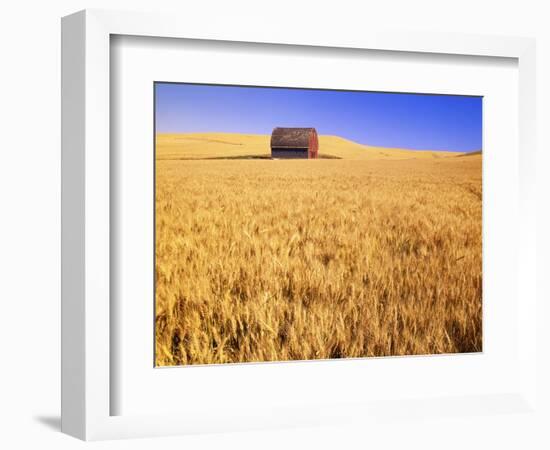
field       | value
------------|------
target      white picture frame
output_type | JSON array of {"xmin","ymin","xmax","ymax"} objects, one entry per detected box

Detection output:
[{"xmin": 61, "ymin": 9, "xmax": 538, "ymax": 441}]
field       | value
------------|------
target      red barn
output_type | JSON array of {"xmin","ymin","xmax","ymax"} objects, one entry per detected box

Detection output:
[{"xmin": 270, "ymin": 127, "xmax": 319, "ymax": 159}]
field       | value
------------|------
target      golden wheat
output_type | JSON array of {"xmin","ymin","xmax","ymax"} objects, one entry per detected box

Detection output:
[
  {"xmin": 155, "ymin": 146, "xmax": 482, "ymax": 366},
  {"xmin": 156, "ymin": 132, "xmax": 463, "ymax": 160}
]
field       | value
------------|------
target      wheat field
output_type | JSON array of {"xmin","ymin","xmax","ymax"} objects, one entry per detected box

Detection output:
[
  {"xmin": 155, "ymin": 133, "xmax": 482, "ymax": 366},
  {"xmin": 156, "ymin": 132, "xmax": 464, "ymax": 160}
]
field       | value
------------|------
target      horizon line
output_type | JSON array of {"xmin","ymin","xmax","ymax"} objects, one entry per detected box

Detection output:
[{"xmin": 155, "ymin": 131, "xmax": 482, "ymax": 154}]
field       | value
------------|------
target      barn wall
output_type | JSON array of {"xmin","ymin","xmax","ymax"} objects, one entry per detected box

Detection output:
[
  {"xmin": 309, "ymin": 131, "xmax": 319, "ymax": 159},
  {"xmin": 271, "ymin": 148, "xmax": 309, "ymax": 159}
]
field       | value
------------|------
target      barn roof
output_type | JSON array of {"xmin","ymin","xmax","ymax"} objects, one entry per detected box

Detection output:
[{"xmin": 271, "ymin": 127, "xmax": 317, "ymax": 148}]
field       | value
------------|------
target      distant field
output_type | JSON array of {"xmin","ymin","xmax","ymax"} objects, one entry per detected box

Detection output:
[
  {"xmin": 155, "ymin": 134, "xmax": 482, "ymax": 366},
  {"xmin": 155, "ymin": 132, "xmax": 467, "ymax": 160}
]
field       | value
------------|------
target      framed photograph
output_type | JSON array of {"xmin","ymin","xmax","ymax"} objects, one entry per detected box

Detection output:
[
  {"xmin": 61, "ymin": 9, "xmax": 538, "ymax": 441},
  {"xmin": 153, "ymin": 82, "xmax": 484, "ymax": 367}
]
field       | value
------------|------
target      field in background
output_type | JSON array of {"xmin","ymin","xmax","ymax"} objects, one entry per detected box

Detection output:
[
  {"xmin": 156, "ymin": 132, "xmax": 465, "ymax": 160},
  {"xmin": 155, "ymin": 134, "xmax": 482, "ymax": 366}
]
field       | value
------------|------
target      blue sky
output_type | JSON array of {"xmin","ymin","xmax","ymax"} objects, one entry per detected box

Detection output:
[{"xmin": 155, "ymin": 83, "xmax": 482, "ymax": 152}]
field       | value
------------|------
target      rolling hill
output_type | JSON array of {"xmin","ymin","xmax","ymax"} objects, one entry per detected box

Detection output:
[{"xmin": 155, "ymin": 133, "xmax": 465, "ymax": 160}]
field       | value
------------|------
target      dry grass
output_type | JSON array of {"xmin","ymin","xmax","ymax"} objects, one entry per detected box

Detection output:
[
  {"xmin": 155, "ymin": 134, "xmax": 482, "ymax": 366},
  {"xmin": 156, "ymin": 132, "xmax": 465, "ymax": 160}
]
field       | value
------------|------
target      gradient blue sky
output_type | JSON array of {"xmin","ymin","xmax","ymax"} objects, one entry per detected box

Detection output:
[{"xmin": 155, "ymin": 83, "xmax": 482, "ymax": 152}]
